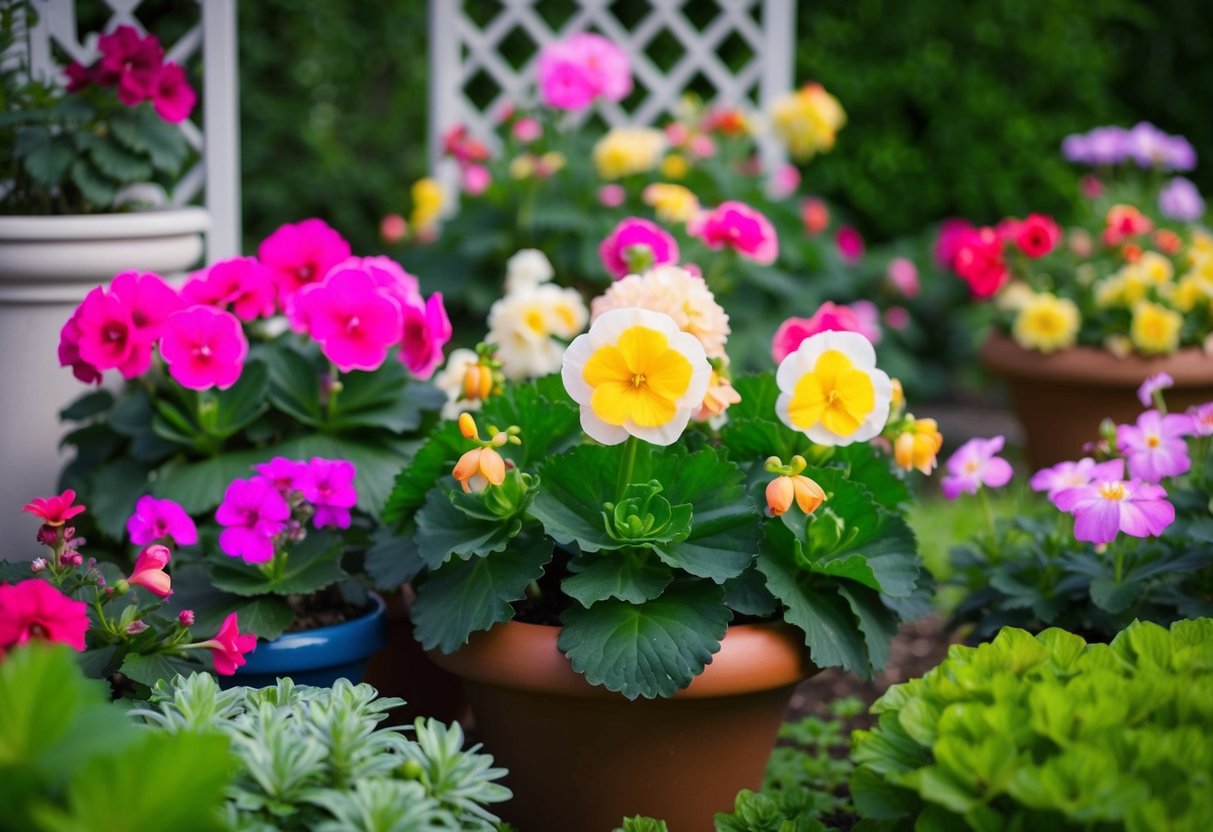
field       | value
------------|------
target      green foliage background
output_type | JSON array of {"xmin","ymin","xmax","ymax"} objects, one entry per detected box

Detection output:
[{"xmin": 237, "ymin": 0, "xmax": 1213, "ymax": 252}]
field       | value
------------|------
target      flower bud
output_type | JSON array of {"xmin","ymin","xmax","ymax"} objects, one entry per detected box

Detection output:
[
  {"xmin": 179, "ymin": 609, "xmax": 196, "ymax": 628},
  {"xmin": 125, "ymin": 620, "xmax": 149, "ymax": 636},
  {"xmin": 30, "ymin": 557, "xmax": 47, "ymax": 572}
]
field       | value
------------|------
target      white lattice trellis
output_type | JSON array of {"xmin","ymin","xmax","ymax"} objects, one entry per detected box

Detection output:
[
  {"xmin": 18, "ymin": 0, "xmax": 240, "ymax": 261},
  {"xmin": 429, "ymin": 0, "xmax": 796, "ymax": 180}
]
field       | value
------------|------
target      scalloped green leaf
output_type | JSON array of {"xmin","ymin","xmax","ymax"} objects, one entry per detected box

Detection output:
[
  {"xmin": 330, "ymin": 364, "xmax": 444, "ymax": 432},
  {"xmin": 208, "ymin": 531, "xmax": 346, "ymax": 597},
  {"xmin": 718, "ymin": 373, "xmax": 811, "ymax": 463},
  {"xmin": 116, "ymin": 652, "xmax": 199, "ymax": 689},
  {"xmin": 562, "ymin": 549, "xmax": 675, "ymax": 606},
  {"xmin": 364, "ymin": 525, "xmax": 425, "ymax": 590},
  {"xmin": 382, "ymin": 420, "xmax": 466, "ymax": 524},
  {"xmin": 529, "ymin": 444, "xmax": 630, "ymax": 552},
  {"xmin": 558, "ymin": 580, "xmax": 731, "ymax": 700},
  {"xmin": 477, "ymin": 376, "xmax": 582, "ymax": 467},
  {"xmin": 263, "ymin": 340, "xmax": 324, "ymax": 427},
  {"xmin": 414, "ymin": 487, "xmax": 523, "ymax": 568},
  {"xmin": 59, "ymin": 390, "xmax": 115, "ymax": 422},
  {"xmin": 88, "ymin": 135, "xmax": 153, "ymax": 182},
  {"xmin": 70, "ymin": 158, "xmax": 118, "ymax": 207}
]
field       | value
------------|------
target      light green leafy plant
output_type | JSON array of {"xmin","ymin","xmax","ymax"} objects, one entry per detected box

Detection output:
[
  {"xmin": 130, "ymin": 674, "xmax": 510, "ymax": 832},
  {"xmin": 851, "ymin": 618, "xmax": 1213, "ymax": 831}
]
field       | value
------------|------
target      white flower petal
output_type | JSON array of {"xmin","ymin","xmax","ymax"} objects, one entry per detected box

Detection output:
[
  {"xmin": 561, "ymin": 334, "xmax": 596, "ymax": 405},
  {"xmin": 580, "ymin": 407, "xmax": 630, "ymax": 445},
  {"xmin": 629, "ymin": 409, "xmax": 694, "ymax": 446}
]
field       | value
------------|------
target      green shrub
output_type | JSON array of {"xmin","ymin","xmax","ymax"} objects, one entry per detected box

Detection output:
[{"xmin": 851, "ymin": 619, "xmax": 1213, "ymax": 831}]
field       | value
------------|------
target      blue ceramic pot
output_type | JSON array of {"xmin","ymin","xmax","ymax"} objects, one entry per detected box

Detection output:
[{"xmin": 226, "ymin": 593, "xmax": 388, "ymax": 688}]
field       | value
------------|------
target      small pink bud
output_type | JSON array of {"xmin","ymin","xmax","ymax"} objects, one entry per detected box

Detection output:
[
  {"xmin": 380, "ymin": 213, "xmax": 408, "ymax": 244},
  {"xmin": 103, "ymin": 586, "xmax": 115, "ymax": 598},
  {"xmin": 30, "ymin": 557, "xmax": 47, "ymax": 572},
  {"xmin": 59, "ymin": 551, "xmax": 83, "ymax": 567},
  {"xmin": 598, "ymin": 184, "xmax": 626, "ymax": 208},
  {"xmin": 512, "ymin": 117, "xmax": 541, "ymax": 143},
  {"xmin": 36, "ymin": 527, "xmax": 58, "ymax": 547},
  {"xmin": 178, "ymin": 609, "xmax": 196, "ymax": 628},
  {"xmin": 125, "ymin": 620, "xmax": 149, "ymax": 636}
]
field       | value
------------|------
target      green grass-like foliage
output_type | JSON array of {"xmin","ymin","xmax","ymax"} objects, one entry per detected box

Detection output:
[
  {"xmin": 131, "ymin": 674, "xmax": 511, "ymax": 832},
  {"xmin": 851, "ymin": 618, "xmax": 1213, "ymax": 831}
]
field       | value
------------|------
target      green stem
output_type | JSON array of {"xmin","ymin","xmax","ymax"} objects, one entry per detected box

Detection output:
[
  {"xmin": 262, "ymin": 548, "xmax": 288, "ymax": 585},
  {"xmin": 1112, "ymin": 540, "xmax": 1127, "ymax": 584},
  {"xmin": 325, "ymin": 364, "xmax": 342, "ymax": 424},
  {"xmin": 616, "ymin": 435, "xmax": 640, "ymax": 498},
  {"xmin": 979, "ymin": 486, "xmax": 999, "ymax": 560}
]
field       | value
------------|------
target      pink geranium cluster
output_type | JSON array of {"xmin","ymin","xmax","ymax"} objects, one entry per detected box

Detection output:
[
  {"xmin": 442, "ymin": 124, "xmax": 494, "ymax": 195},
  {"xmin": 216, "ymin": 457, "xmax": 358, "ymax": 564},
  {"xmin": 65, "ymin": 24, "xmax": 196, "ymax": 123},
  {"xmin": 537, "ymin": 33, "xmax": 632, "ymax": 111},
  {"xmin": 689, "ymin": 200, "xmax": 779, "ymax": 265},
  {"xmin": 943, "ymin": 213, "xmax": 1062, "ymax": 298},
  {"xmin": 599, "ymin": 217, "xmax": 680, "ymax": 279},
  {"xmin": 771, "ymin": 301, "xmax": 882, "ymax": 363}
]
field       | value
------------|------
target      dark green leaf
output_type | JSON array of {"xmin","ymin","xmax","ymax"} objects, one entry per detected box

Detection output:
[
  {"xmin": 70, "ymin": 158, "xmax": 119, "ymax": 208},
  {"xmin": 108, "ymin": 387, "xmax": 155, "ymax": 437},
  {"xmin": 209, "ymin": 359, "xmax": 269, "ymax": 438},
  {"xmin": 264, "ymin": 341, "xmax": 324, "ymax": 427},
  {"xmin": 722, "ymin": 569, "xmax": 779, "ymax": 617},
  {"xmin": 88, "ymin": 458, "xmax": 153, "ymax": 540},
  {"xmin": 329, "ymin": 364, "xmax": 444, "ymax": 432},
  {"xmin": 477, "ymin": 376, "xmax": 582, "ymax": 467},
  {"xmin": 88, "ymin": 136, "xmax": 153, "ymax": 182},
  {"xmin": 719, "ymin": 373, "xmax": 810, "ymax": 463},
  {"xmin": 365, "ymin": 525, "xmax": 425, "ymax": 590},
  {"xmin": 1090, "ymin": 576, "xmax": 1145, "ymax": 614},
  {"xmin": 274, "ymin": 433, "xmax": 412, "ymax": 517},
  {"xmin": 59, "ymin": 390, "xmax": 114, "ymax": 422},
  {"xmin": 530, "ymin": 444, "xmax": 629, "ymax": 553},
  {"xmin": 116, "ymin": 652, "xmax": 199, "ymax": 688},
  {"xmin": 837, "ymin": 583, "xmax": 899, "ymax": 671},
  {"xmin": 204, "ymin": 595, "xmax": 294, "ymax": 642},
  {"xmin": 209, "ymin": 531, "xmax": 347, "ymax": 596},
  {"xmin": 17, "ymin": 127, "xmax": 74, "ymax": 186},
  {"xmin": 152, "ymin": 449, "xmax": 268, "ymax": 515},
  {"xmin": 382, "ymin": 420, "xmax": 466, "ymax": 524},
  {"xmin": 415, "ymin": 487, "xmax": 522, "ymax": 567},
  {"xmin": 563, "ymin": 549, "xmax": 675, "ymax": 606}
]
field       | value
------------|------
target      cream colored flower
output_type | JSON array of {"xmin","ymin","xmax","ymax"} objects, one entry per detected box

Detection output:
[
  {"xmin": 505, "ymin": 249, "xmax": 554, "ymax": 294},
  {"xmin": 591, "ymin": 265, "xmax": 730, "ymax": 359},
  {"xmin": 775, "ymin": 331, "xmax": 892, "ymax": 446},
  {"xmin": 487, "ymin": 284, "xmax": 589, "ymax": 379},
  {"xmin": 593, "ymin": 127, "xmax": 667, "ymax": 180}
]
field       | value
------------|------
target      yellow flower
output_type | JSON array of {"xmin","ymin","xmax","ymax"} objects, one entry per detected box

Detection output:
[
  {"xmin": 561, "ymin": 307, "xmax": 711, "ymax": 446},
  {"xmin": 487, "ymin": 285, "xmax": 588, "ymax": 380},
  {"xmin": 409, "ymin": 178, "xmax": 444, "ymax": 231},
  {"xmin": 593, "ymin": 127, "xmax": 667, "ymax": 180},
  {"xmin": 1130, "ymin": 300, "xmax": 1183, "ymax": 355},
  {"xmin": 539, "ymin": 151, "xmax": 566, "ymax": 175},
  {"xmin": 769, "ymin": 82, "xmax": 846, "ymax": 161},
  {"xmin": 1139, "ymin": 252, "xmax": 1174, "ymax": 285},
  {"xmin": 893, "ymin": 417, "xmax": 944, "ymax": 475},
  {"xmin": 659, "ymin": 153, "xmax": 689, "ymax": 179},
  {"xmin": 509, "ymin": 155, "xmax": 535, "ymax": 179},
  {"xmin": 1165, "ymin": 271, "xmax": 1213, "ymax": 312},
  {"xmin": 642, "ymin": 183, "xmax": 700, "ymax": 224},
  {"xmin": 776, "ymin": 331, "xmax": 892, "ymax": 446},
  {"xmin": 1012, "ymin": 292, "xmax": 1081, "ymax": 353}
]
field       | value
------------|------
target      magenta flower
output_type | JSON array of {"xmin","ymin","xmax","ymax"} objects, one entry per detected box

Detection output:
[
  {"xmin": 1188, "ymin": 402, "xmax": 1213, "ymax": 436},
  {"xmin": 195, "ymin": 612, "xmax": 257, "ymax": 675},
  {"xmin": 940, "ymin": 436, "xmax": 1014, "ymax": 499},
  {"xmin": 304, "ymin": 458, "xmax": 358, "ymax": 529},
  {"xmin": 254, "ymin": 457, "xmax": 312, "ymax": 494},
  {"xmin": 151, "ymin": 62, "xmax": 196, "ymax": 123},
  {"xmin": 0, "ymin": 579, "xmax": 89, "ymax": 652},
  {"xmin": 159, "ymin": 306, "xmax": 248, "ymax": 390},
  {"xmin": 126, "ymin": 495, "xmax": 198, "ymax": 547},
  {"xmin": 1029, "ymin": 457, "xmax": 1125, "ymax": 501},
  {"xmin": 182, "ymin": 257, "xmax": 277, "ymax": 321},
  {"xmin": 1054, "ymin": 478, "xmax": 1175, "ymax": 544},
  {"xmin": 298, "ymin": 269, "xmax": 404, "ymax": 373},
  {"xmin": 125, "ymin": 544, "xmax": 173, "ymax": 598},
  {"xmin": 1116, "ymin": 409, "xmax": 1195, "ymax": 482},
  {"xmin": 690, "ymin": 201, "xmax": 778, "ymax": 265},
  {"xmin": 215, "ymin": 477, "xmax": 291, "ymax": 563},
  {"xmin": 886, "ymin": 257, "xmax": 920, "ymax": 298},
  {"xmin": 771, "ymin": 301, "xmax": 881, "ymax": 363},
  {"xmin": 537, "ymin": 34, "xmax": 631, "ymax": 110},
  {"xmin": 58, "ymin": 308, "xmax": 103, "ymax": 384},
  {"xmin": 599, "ymin": 184, "xmax": 626, "ymax": 208},
  {"xmin": 97, "ymin": 25, "xmax": 162, "ymax": 105},
  {"xmin": 598, "ymin": 217, "xmax": 680, "ymax": 279},
  {"xmin": 1137, "ymin": 372, "xmax": 1175, "ymax": 407},
  {"xmin": 334, "ymin": 255, "xmax": 422, "ymax": 314},
  {"xmin": 23, "ymin": 489, "xmax": 86, "ymax": 527},
  {"xmin": 258, "ymin": 218, "xmax": 352, "ymax": 309},
  {"xmin": 72, "ymin": 287, "xmax": 138, "ymax": 374},
  {"xmin": 105, "ymin": 271, "xmax": 184, "ymax": 378},
  {"xmin": 398, "ymin": 292, "xmax": 452, "ymax": 379},
  {"xmin": 933, "ymin": 218, "xmax": 977, "ymax": 270},
  {"xmin": 835, "ymin": 225, "xmax": 865, "ymax": 263}
]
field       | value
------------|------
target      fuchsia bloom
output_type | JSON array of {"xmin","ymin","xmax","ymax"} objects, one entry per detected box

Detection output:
[
  {"xmin": 258, "ymin": 218, "xmax": 352, "ymax": 308},
  {"xmin": 1054, "ymin": 478, "xmax": 1175, "ymax": 544},
  {"xmin": 109, "ymin": 271, "xmax": 184, "ymax": 372},
  {"xmin": 254, "ymin": 457, "xmax": 312, "ymax": 493},
  {"xmin": 22, "ymin": 490, "xmax": 86, "ymax": 527},
  {"xmin": 771, "ymin": 301, "xmax": 882, "ymax": 363},
  {"xmin": 58, "ymin": 308, "xmax": 103, "ymax": 384},
  {"xmin": 933, "ymin": 218, "xmax": 977, "ymax": 270},
  {"xmin": 512, "ymin": 117, "xmax": 542, "ymax": 143},
  {"xmin": 599, "ymin": 184, "xmax": 626, "ymax": 208},
  {"xmin": 97, "ymin": 25, "xmax": 162, "ymax": 105},
  {"xmin": 1030, "ymin": 457, "xmax": 1125, "ymax": 501},
  {"xmin": 940, "ymin": 436, "xmax": 1014, "ymax": 499},
  {"xmin": 1116, "ymin": 410, "xmax": 1195, "ymax": 482},
  {"xmin": 298, "ymin": 269, "xmax": 404, "ymax": 373},
  {"xmin": 1137, "ymin": 372, "xmax": 1174, "ymax": 407},
  {"xmin": 72, "ymin": 271, "xmax": 183, "ymax": 380},
  {"xmin": 690, "ymin": 200, "xmax": 779, "ymax": 265},
  {"xmin": 72, "ymin": 287, "xmax": 138, "ymax": 375},
  {"xmin": 461, "ymin": 164, "xmax": 492, "ymax": 196},
  {"xmin": 126, "ymin": 495, "xmax": 198, "ymax": 547},
  {"xmin": 1188, "ymin": 402, "xmax": 1213, "ymax": 436},
  {"xmin": 215, "ymin": 477, "xmax": 291, "ymax": 563},
  {"xmin": 1015, "ymin": 213, "xmax": 1061, "ymax": 258},
  {"xmin": 538, "ymin": 34, "xmax": 631, "ymax": 110},
  {"xmin": 159, "ymin": 306, "xmax": 248, "ymax": 390},
  {"xmin": 398, "ymin": 293, "xmax": 452, "ymax": 379},
  {"xmin": 599, "ymin": 217, "xmax": 680, "ymax": 279},
  {"xmin": 835, "ymin": 225, "xmax": 865, "ymax": 262},
  {"xmin": 125, "ymin": 544, "xmax": 173, "ymax": 599},
  {"xmin": 951, "ymin": 227, "xmax": 1010, "ymax": 298},
  {"xmin": 182, "ymin": 257, "xmax": 277, "ymax": 321},
  {"xmin": 0, "ymin": 579, "xmax": 90, "ymax": 653},
  {"xmin": 196, "ymin": 612, "xmax": 256, "ymax": 676},
  {"xmin": 330, "ymin": 256, "xmax": 422, "ymax": 318},
  {"xmin": 151, "ymin": 62, "xmax": 196, "ymax": 123},
  {"xmin": 304, "ymin": 458, "xmax": 358, "ymax": 529}
]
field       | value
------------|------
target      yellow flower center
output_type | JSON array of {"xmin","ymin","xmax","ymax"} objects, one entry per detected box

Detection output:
[
  {"xmin": 523, "ymin": 307, "xmax": 547, "ymax": 336},
  {"xmin": 787, "ymin": 349, "xmax": 875, "ymax": 437},
  {"xmin": 583, "ymin": 326, "xmax": 693, "ymax": 427},
  {"xmin": 1146, "ymin": 434, "xmax": 1160, "ymax": 448},
  {"xmin": 1098, "ymin": 482, "xmax": 1127, "ymax": 501}
]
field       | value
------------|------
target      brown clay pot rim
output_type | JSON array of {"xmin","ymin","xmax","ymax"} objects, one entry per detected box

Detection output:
[
  {"xmin": 980, "ymin": 332, "xmax": 1213, "ymax": 386},
  {"xmin": 427, "ymin": 619, "xmax": 815, "ymax": 700}
]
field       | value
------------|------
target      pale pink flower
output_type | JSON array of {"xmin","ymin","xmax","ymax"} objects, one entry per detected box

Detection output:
[
  {"xmin": 181, "ymin": 257, "xmax": 277, "ymax": 321},
  {"xmin": 770, "ymin": 164, "xmax": 801, "ymax": 199},
  {"xmin": 570, "ymin": 33, "xmax": 632, "ymax": 101},
  {"xmin": 215, "ymin": 477, "xmax": 290, "ymax": 564},
  {"xmin": 398, "ymin": 293, "xmax": 452, "ymax": 379},
  {"xmin": 304, "ymin": 458, "xmax": 358, "ymax": 529},
  {"xmin": 537, "ymin": 34, "xmax": 631, "ymax": 110},
  {"xmin": 1188, "ymin": 402, "xmax": 1213, "ymax": 436},
  {"xmin": 599, "ymin": 217, "xmax": 680, "ymax": 279},
  {"xmin": 258, "ymin": 218, "xmax": 352, "ymax": 309},
  {"xmin": 772, "ymin": 301, "xmax": 881, "ymax": 363},
  {"xmin": 1030, "ymin": 457, "xmax": 1125, "ymax": 501},
  {"xmin": 688, "ymin": 134, "xmax": 716, "ymax": 159},
  {"xmin": 690, "ymin": 200, "xmax": 778, "ymax": 264},
  {"xmin": 512, "ymin": 117, "xmax": 542, "ymax": 143},
  {"xmin": 299, "ymin": 269, "xmax": 404, "ymax": 373},
  {"xmin": 462, "ymin": 164, "xmax": 492, "ymax": 195},
  {"xmin": 126, "ymin": 495, "xmax": 198, "ymax": 547},
  {"xmin": 380, "ymin": 213, "xmax": 407, "ymax": 244},
  {"xmin": 126, "ymin": 544, "xmax": 173, "ymax": 598},
  {"xmin": 941, "ymin": 436, "xmax": 1014, "ymax": 499},
  {"xmin": 0, "ymin": 579, "xmax": 89, "ymax": 652},
  {"xmin": 887, "ymin": 258, "xmax": 920, "ymax": 298},
  {"xmin": 599, "ymin": 184, "xmax": 626, "ymax": 207},
  {"xmin": 590, "ymin": 265, "xmax": 730, "ymax": 359},
  {"xmin": 159, "ymin": 306, "xmax": 248, "ymax": 390},
  {"xmin": 1117, "ymin": 410, "xmax": 1195, "ymax": 481}
]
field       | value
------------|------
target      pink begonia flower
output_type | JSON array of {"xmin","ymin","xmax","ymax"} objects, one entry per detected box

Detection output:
[
  {"xmin": 178, "ymin": 609, "xmax": 195, "ymax": 628},
  {"xmin": 380, "ymin": 213, "xmax": 408, "ymax": 244},
  {"xmin": 1137, "ymin": 372, "xmax": 1174, "ymax": 407},
  {"xmin": 57, "ymin": 308, "xmax": 102, "ymax": 384},
  {"xmin": 1188, "ymin": 402, "xmax": 1213, "ymax": 436},
  {"xmin": 771, "ymin": 164, "xmax": 801, "ymax": 199},
  {"xmin": 109, "ymin": 271, "xmax": 184, "ymax": 375},
  {"xmin": 887, "ymin": 257, "xmax": 920, "ymax": 298},
  {"xmin": 73, "ymin": 287, "xmax": 138, "ymax": 374},
  {"xmin": 1116, "ymin": 410, "xmax": 1195, "ymax": 482},
  {"xmin": 22, "ymin": 489, "xmax": 86, "ymax": 527},
  {"xmin": 1029, "ymin": 457, "xmax": 1125, "ymax": 501},
  {"xmin": 254, "ymin": 457, "xmax": 313, "ymax": 494},
  {"xmin": 771, "ymin": 301, "xmax": 881, "ymax": 363},
  {"xmin": 151, "ymin": 61, "xmax": 196, "ymax": 123},
  {"xmin": 196, "ymin": 612, "xmax": 256, "ymax": 675},
  {"xmin": 1054, "ymin": 478, "xmax": 1175, "ymax": 544},
  {"xmin": 599, "ymin": 217, "xmax": 680, "ymax": 279},
  {"xmin": 599, "ymin": 184, "xmax": 626, "ymax": 208},
  {"xmin": 537, "ymin": 34, "xmax": 631, "ymax": 110},
  {"xmin": 512, "ymin": 117, "xmax": 542, "ymax": 143},
  {"xmin": 0, "ymin": 579, "xmax": 89, "ymax": 652},
  {"xmin": 258, "ymin": 218, "xmax": 352, "ymax": 309},
  {"xmin": 159, "ymin": 306, "xmax": 249, "ymax": 390},
  {"xmin": 317, "ymin": 256, "xmax": 421, "ymax": 333},
  {"xmin": 570, "ymin": 33, "xmax": 632, "ymax": 101},
  {"xmin": 125, "ymin": 544, "xmax": 173, "ymax": 598},
  {"xmin": 127, "ymin": 495, "xmax": 198, "ymax": 547},
  {"xmin": 398, "ymin": 292, "xmax": 452, "ymax": 379},
  {"xmin": 461, "ymin": 164, "xmax": 492, "ymax": 196},
  {"xmin": 690, "ymin": 200, "xmax": 778, "ymax": 265},
  {"xmin": 298, "ymin": 269, "xmax": 404, "ymax": 373},
  {"xmin": 97, "ymin": 25, "xmax": 162, "ymax": 105},
  {"xmin": 215, "ymin": 476, "xmax": 291, "ymax": 564},
  {"xmin": 884, "ymin": 306, "xmax": 910, "ymax": 331},
  {"xmin": 182, "ymin": 257, "xmax": 277, "ymax": 322},
  {"xmin": 1015, "ymin": 213, "xmax": 1061, "ymax": 258},
  {"xmin": 64, "ymin": 60, "xmax": 93, "ymax": 92},
  {"xmin": 835, "ymin": 225, "xmax": 865, "ymax": 262},
  {"xmin": 304, "ymin": 458, "xmax": 358, "ymax": 529},
  {"xmin": 940, "ymin": 436, "xmax": 1014, "ymax": 499},
  {"xmin": 689, "ymin": 134, "xmax": 716, "ymax": 159},
  {"xmin": 952, "ymin": 226, "xmax": 1010, "ymax": 298},
  {"xmin": 933, "ymin": 218, "xmax": 977, "ymax": 270}
]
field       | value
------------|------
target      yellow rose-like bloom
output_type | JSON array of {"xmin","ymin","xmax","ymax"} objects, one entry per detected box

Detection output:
[
  {"xmin": 562, "ymin": 307, "xmax": 711, "ymax": 446},
  {"xmin": 659, "ymin": 153, "xmax": 689, "ymax": 179},
  {"xmin": 410, "ymin": 178, "xmax": 444, "ymax": 231},
  {"xmin": 1165, "ymin": 271, "xmax": 1213, "ymax": 312},
  {"xmin": 1012, "ymin": 292, "xmax": 1081, "ymax": 353},
  {"xmin": 642, "ymin": 183, "xmax": 700, "ymax": 224},
  {"xmin": 1130, "ymin": 300, "xmax": 1183, "ymax": 355},
  {"xmin": 776, "ymin": 331, "xmax": 892, "ymax": 446},
  {"xmin": 509, "ymin": 155, "xmax": 535, "ymax": 180},
  {"xmin": 1139, "ymin": 252, "xmax": 1174, "ymax": 285},
  {"xmin": 593, "ymin": 127, "xmax": 667, "ymax": 180},
  {"xmin": 893, "ymin": 417, "xmax": 944, "ymax": 475},
  {"xmin": 770, "ymin": 82, "xmax": 846, "ymax": 161}
]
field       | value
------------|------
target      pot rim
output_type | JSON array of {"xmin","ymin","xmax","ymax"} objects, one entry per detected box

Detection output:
[
  {"xmin": 238, "ymin": 591, "xmax": 388, "ymax": 674},
  {"xmin": 428, "ymin": 618, "xmax": 815, "ymax": 700},
  {"xmin": 0, "ymin": 206, "xmax": 211, "ymax": 240},
  {"xmin": 980, "ymin": 332, "xmax": 1213, "ymax": 386}
]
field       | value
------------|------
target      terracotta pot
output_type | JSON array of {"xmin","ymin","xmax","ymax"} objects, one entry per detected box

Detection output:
[
  {"xmin": 980, "ymin": 333, "xmax": 1213, "ymax": 469},
  {"xmin": 429, "ymin": 620, "xmax": 815, "ymax": 831}
]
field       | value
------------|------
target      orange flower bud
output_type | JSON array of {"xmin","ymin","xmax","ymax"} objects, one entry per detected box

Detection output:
[
  {"xmin": 766, "ymin": 474, "xmax": 825, "ymax": 516},
  {"xmin": 452, "ymin": 447, "xmax": 506, "ymax": 493},
  {"xmin": 462, "ymin": 363, "xmax": 494, "ymax": 401},
  {"xmin": 893, "ymin": 418, "xmax": 944, "ymax": 475},
  {"xmin": 791, "ymin": 475, "xmax": 826, "ymax": 514},
  {"xmin": 458, "ymin": 412, "xmax": 479, "ymax": 440}
]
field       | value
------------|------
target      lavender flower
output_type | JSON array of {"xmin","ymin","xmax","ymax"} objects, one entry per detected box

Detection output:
[
  {"xmin": 1054, "ymin": 478, "xmax": 1175, "ymax": 544},
  {"xmin": 1029, "ymin": 457, "xmax": 1124, "ymax": 501},
  {"xmin": 1158, "ymin": 177, "xmax": 1205, "ymax": 222},
  {"xmin": 1116, "ymin": 410, "xmax": 1195, "ymax": 481},
  {"xmin": 941, "ymin": 436, "xmax": 1014, "ymax": 499}
]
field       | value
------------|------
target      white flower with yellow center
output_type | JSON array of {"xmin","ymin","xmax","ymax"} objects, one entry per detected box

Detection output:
[
  {"xmin": 487, "ymin": 285, "xmax": 589, "ymax": 379},
  {"xmin": 775, "ymin": 331, "xmax": 892, "ymax": 445},
  {"xmin": 504, "ymin": 248, "xmax": 554, "ymax": 294},
  {"xmin": 562, "ymin": 307, "xmax": 711, "ymax": 446}
]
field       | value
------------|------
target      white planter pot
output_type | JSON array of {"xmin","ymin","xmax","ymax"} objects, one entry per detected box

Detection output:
[{"xmin": 0, "ymin": 207, "xmax": 210, "ymax": 554}]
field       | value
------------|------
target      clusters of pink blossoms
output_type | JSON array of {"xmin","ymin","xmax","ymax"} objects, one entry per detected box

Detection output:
[
  {"xmin": 689, "ymin": 201, "xmax": 779, "ymax": 265},
  {"xmin": 771, "ymin": 301, "xmax": 882, "ymax": 363},
  {"xmin": 65, "ymin": 24, "xmax": 196, "ymax": 123},
  {"xmin": 942, "ymin": 213, "xmax": 1062, "ymax": 298},
  {"xmin": 538, "ymin": 33, "xmax": 632, "ymax": 111}
]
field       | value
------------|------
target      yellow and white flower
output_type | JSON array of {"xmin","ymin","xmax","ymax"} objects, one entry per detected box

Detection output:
[
  {"xmin": 561, "ymin": 307, "xmax": 711, "ymax": 446},
  {"xmin": 775, "ymin": 331, "xmax": 892, "ymax": 446},
  {"xmin": 504, "ymin": 249, "xmax": 554, "ymax": 294},
  {"xmin": 769, "ymin": 83, "xmax": 846, "ymax": 161},
  {"xmin": 593, "ymin": 127, "xmax": 667, "ymax": 180},
  {"xmin": 487, "ymin": 285, "xmax": 589, "ymax": 379}
]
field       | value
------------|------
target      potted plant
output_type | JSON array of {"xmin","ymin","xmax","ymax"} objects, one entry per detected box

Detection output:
[
  {"xmin": 381, "ymin": 260, "xmax": 935, "ymax": 827},
  {"xmin": 941, "ymin": 122, "xmax": 1212, "ymax": 467}
]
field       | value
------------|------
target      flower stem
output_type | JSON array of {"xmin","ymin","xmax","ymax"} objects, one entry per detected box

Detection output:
[
  {"xmin": 979, "ymin": 486, "xmax": 999, "ymax": 559},
  {"xmin": 1112, "ymin": 540, "xmax": 1127, "ymax": 584},
  {"xmin": 617, "ymin": 435, "xmax": 640, "ymax": 498}
]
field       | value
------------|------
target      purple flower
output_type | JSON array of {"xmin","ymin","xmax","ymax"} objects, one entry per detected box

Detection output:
[
  {"xmin": 126, "ymin": 495, "xmax": 198, "ymax": 547},
  {"xmin": 1188, "ymin": 402, "xmax": 1213, "ymax": 436},
  {"xmin": 940, "ymin": 436, "xmax": 1014, "ymax": 499},
  {"xmin": 1054, "ymin": 478, "xmax": 1175, "ymax": 544},
  {"xmin": 1158, "ymin": 177, "xmax": 1205, "ymax": 222},
  {"xmin": 253, "ymin": 457, "xmax": 312, "ymax": 494},
  {"xmin": 1061, "ymin": 133, "xmax": 1091, "ymax": 164},
  {"xmin": 1029, "ymin": 457, "xmax": 1125, "ymax": 501},
  {"xmin": 1085, "ymin": 126, "xmax": 1131, "ymax": 166},
  {"xmin": 303, "ymin": 458, "xmax": 358, "ymax": 529},
  {"xmin": 1137, "ymin": 372, "xmax": 1175, "ymax": 408},
  {"xmin": 215, "ymin": 477, "xmax": 291, "ymax": 563},
  {"xmin": 1126, "ymin": 122, "xmax": 1197, "ymax": 171},
  {"xmin": 1116, "ymin": 410, "xmax": 1195, "ymax": 482}
]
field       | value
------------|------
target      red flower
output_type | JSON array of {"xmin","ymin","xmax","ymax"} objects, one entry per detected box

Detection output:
[
  {"xmin": 952, "ymin": 227, "xmax": 1009, "ymax": 298},
  {"xmin": 98, "ymin": 25, "xmax": 164, "ymax": 105},
  {"xmin": 198, "ymin": 613, "xmax": 257, "ymax": 675},
  {"xmin": 22, "ymin": 490, "xmax": 86, "ymax": 527},
  {"xmin": 1015, "ymin": 213, "xmax": 1061, "ymax": 258},
  {"xmin": 0, "ymin": 580, "xmax": 89, "ymax": 652}
]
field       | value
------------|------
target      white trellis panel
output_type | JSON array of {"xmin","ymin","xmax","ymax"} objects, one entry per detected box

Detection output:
[
  {"xmin": 429, "ymin": 0, "xmax": 796, "ymax": 187},
  {"xmin": 19, "ymin": 0, "xmax": 241, "ymax": 261}
]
